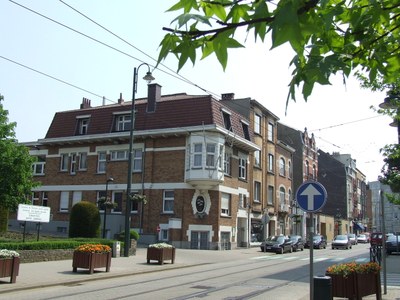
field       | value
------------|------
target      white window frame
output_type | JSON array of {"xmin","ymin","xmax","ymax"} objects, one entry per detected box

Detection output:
[
  {"xmin": 218, "ymin": 145, "xmax": 224, "ymax": 170},
  {"xmin": 79, "ymin": 152, "xmax": 87, "ymax": 170},
  {"xmin": 268, "ymin": 122, "xmax": 274, "ymax": 141},
  {"xmin": 70, "ymin": 153, "xmax": 77, "ymax": 175},
  {"xmin": 254, "ymin": 181, "xmax": 261, "ymax": 203},
  {"xmin": 97, "ymin": 151, "xmax": 107, "ymax": 173},
  {"xmin": 112, "ymin": 191, "xmax": 123, "ymax": 213},
  {"xmin": 78, "ymin": 118, "xmax": 89, "ymax": 135},
  {"xmin": 206, "ymin": 143, "xmax": 216, "ymax": 168},
  {"xmin": 279, "ymin": 187, "xmax": 286, "ymax": 206},
  {"xmin": 163, "ymin": 190, "xmax": 174, "ymax": 213},
  {"xmin": 267, "ymin": 185, "xmax": 274, "ymax": 205},
  {"xmin": 60, "ymin": 153, "xmax": 69, "ymax": 171},
  {"xmin": 254, "ymin": 150, "xmax": 261, "ymax": 167},
  {"xmin": 42, "ymin": 191, "xmax": 48, "ymax": 207},
  {"xmin": 116, "ymin": 115, "xmax": 131, "ymax": 131},
  {"xmin": 268, "ymin": 153, "xmax": 274, "ymax": 173},
  {"xmin": 239, "ymin": 156, "xmax": 247, "ymax": 180},
  {"xmin": 111, "ymin": 150, "xmax": 129, "ymax": 161},
  {"xmin": 221, "ymin": 193, "xmax": 231, "ymax": 216},
  {"xmin": 133, "ymin": 149, "xmax": 143, "ymax": 172},
  {"xmin": 32, "ymin": 162, "xmax": 45, "ymax": 175},
  {"xmin": 32, "ymin": 191, "xmax": 40, "ymax": 205},
  {"xmin": 60, "ymin": 191, "xmax": 69, "ymax": 212},
  {"xmin": 224, "ymin": 151, "xmax": 231, "ymax": 175},
  {"xmin": 279, "ymin": 157, "xmax": 286, "ymax": 176},
  {"xmin": 72, "ymin": 191, "xmax": 82, "ymax": 207},
  {"xmin": 193, "ymin": 143, "xmax": 203, "ymax": 168},
  {"xmin": 254, "ymin": 113, "xmax": 261, "ymax": 134}
]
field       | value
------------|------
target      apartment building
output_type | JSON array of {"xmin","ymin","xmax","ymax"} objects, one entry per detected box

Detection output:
[{"xmin": 9, "ymin": 84, "xmax": 260, "ymax": 250}]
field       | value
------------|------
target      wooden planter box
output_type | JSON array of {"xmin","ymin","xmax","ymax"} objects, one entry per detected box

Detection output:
[
  {"xmin": 0, "ymin": 257, "xmax": 20, "ymax": 283},
  {"xmin": 328, "ymin": 272, "xmax": 381, "ymax": 300},
  {"xmin": 72, "ymin": 251, "xmax": 111, "ymax": 274},
  {"xmin": 146, "ymin": 247, "xmax": 175, "ymax": 265}
]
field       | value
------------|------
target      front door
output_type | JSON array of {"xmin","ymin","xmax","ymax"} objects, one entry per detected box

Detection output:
[{"xmin": 190, "ymin": 231, "xmax": 209, "ymax": 249}]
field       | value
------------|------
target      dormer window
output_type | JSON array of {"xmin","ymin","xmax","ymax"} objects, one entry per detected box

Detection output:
[
  {"xmin": 76, "ymin": 115, "xmax": 90, "ymax": 135},
  {"xmin": 241, "ymin": 121, "xmax": 250, "ymax": 140},
  {"xmin": 115, "ymin": 114, "xmax": 131, "ymax": 131},
  {"xmin": 221, "ymin": 109, "xmax": 232, "ymax": 131}
]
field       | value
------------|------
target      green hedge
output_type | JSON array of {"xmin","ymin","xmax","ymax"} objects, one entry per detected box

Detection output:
[{"xmin": 0, "ymin": 239, "xmax": 120, "ymax": 251}]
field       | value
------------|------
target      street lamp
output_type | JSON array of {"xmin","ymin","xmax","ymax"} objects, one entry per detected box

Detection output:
[
  {"xmin": 124, "ymin": 63, "xmax": 155, "ymax": 257},
  {"xmin": 103, "ymin": 177, "xmax": 114, "ymax": 239},
  {"xmin": 379, "ymin": 92, "xmax": 400, "ymax": 143}
]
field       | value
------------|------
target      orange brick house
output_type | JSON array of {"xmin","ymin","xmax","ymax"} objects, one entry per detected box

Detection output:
[{"xmin": 10, "ymin": 84, "xmax": 260, "ymax": 249}]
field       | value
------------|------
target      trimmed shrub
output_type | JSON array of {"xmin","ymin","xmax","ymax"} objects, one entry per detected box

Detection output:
[
  {"xmin": 69, "ymin": 201, "xmax": 100, "ymax": 238},
  {"xmin": 118, "ymin": 229, "xmax": 140, "ymax": 241}
]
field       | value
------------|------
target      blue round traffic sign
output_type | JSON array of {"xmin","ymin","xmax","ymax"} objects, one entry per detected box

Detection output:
[{"xmin": 295, "ymin": 181, "xmax": 327, "ymax": 212}]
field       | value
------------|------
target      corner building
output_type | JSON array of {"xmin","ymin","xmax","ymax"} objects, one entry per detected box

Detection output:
[{"xmin": 12, "ymin": 84, "xmax": 260, "ymax": 250}]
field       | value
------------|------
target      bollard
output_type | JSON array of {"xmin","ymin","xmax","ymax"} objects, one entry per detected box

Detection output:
[
  {"xmin": 112, "ymin": 241, "xmax": 121, "ymax": 258},
  {"xmin": 313, "ymin": 275, "xmax": 332, "ymax": 300}
]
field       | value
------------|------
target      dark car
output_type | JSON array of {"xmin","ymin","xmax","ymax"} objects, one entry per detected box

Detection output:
[
  {"xmin": 386, "ymin": 234, "xmax": 400, "ymax": 255},
  {"xmin": 305, "ymin": 235, "xmax": 327, "ymax": 249},
  {"xmin": 260, "ymin": 235, "xmax": 293, "ymax": 254},
  {"xmin": 370, "ymin": 232, "xmax": 384, "ymax": 246},
  {"xmin": 332, "ymin": 234, "xmax": 352, "ymax": 250},
  {"xmin": 289, "ymin": 235, "xmax": 305, "ymax": 252}
]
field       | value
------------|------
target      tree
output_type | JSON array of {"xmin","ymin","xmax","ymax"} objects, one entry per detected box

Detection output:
[
  {"xmin": 69, "ymin": 201, "xmax": 101, "ymax": 238},
  {"xmin": 158, "ymin": 0, "xmax": 400, "ymax": 104},
  {"xmin": 0, "ymin": 94, "xmax": 37, "ymax": 232}
]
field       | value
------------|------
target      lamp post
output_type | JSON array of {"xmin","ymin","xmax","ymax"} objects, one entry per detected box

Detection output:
[
  {"xmin": 124, "ymin": 63, "xmax": 155, "ymax": 257},
  {"xmin": 103, "ymin": 177, "xmax": 114, "ymax": 239},
  {"xmin": 379, "ymin": 92, "xmax": 400, "ymax": 143}
]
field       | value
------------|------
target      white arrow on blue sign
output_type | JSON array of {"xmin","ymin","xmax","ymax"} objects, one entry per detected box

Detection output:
[{"xmin": 295, "ymin": 181, "xmax": 327, "ymax": 212}]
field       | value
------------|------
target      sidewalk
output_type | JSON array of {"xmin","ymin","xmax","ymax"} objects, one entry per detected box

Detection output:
[{"xmin": 0, "ymin": 247, "xmax": 399, "ymax": 299}]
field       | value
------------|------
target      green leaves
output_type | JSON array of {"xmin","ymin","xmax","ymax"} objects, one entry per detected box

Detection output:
[{"xmin": 159, "ymin": 0, "xmax": 400, "ymax": 102}]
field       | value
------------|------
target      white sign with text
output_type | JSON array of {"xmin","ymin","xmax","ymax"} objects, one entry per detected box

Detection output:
[{"xmin": 17, "ymin": 204, "xmax": 50, "ymax": 223}]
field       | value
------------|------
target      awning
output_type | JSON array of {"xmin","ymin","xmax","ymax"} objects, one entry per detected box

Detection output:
[{"xmin": 353, "ymin": 221, "xmax": 365, "ymax": 231}]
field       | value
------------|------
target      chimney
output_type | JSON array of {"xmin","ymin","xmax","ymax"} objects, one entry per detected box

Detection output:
[
  {"xmin": 221, "ymin": 93, "xmax": 235, "ymax": 101},
  {"xmin": 147, "ymin": 83, "xmax": 161, "ymax": 113},
  {"xmin": 80, "ymin": 97, "xmax": 91, "ymax": 109},
  {"xmin": 118, "ymin": 93, "xmax": 124, "ymax": 104}
]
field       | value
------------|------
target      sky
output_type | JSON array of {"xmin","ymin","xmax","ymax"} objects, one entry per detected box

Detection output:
[{"xmin": 0, "ymin": 0, "xmax": 397, "ymax": 183}]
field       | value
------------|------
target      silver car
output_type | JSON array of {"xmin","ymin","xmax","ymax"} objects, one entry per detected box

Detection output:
[{"xmin": 332, "ymin": 234, "xmax": 352, "ymax": 250}]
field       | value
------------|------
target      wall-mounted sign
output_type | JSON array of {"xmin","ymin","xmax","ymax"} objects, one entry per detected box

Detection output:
[{"xmin": 17, "ymin": 204, "xmax": 51, "ymax": 223}]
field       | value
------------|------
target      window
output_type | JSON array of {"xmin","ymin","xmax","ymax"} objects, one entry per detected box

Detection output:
[
  {"xmin": 305, "ymin": 160, "xmax": 310, "ymax": 177},
  {"xmin": 77, "ymin": 118, "xmax": 89, "ymax": 135},
  {"xmin": 115, "ymin": 114, "xmax": 131, "ymax": 131},
  {"xmin": 221, "ymin": 193, "xmax": 231, "ymax": 216},
  {"xmin": 72, "ymin": 191, "xmax": 82, "ymax": 207},
  {"xmin": 60, "ymin": 154, "xmax": 69, "ymax": 171},
  {"xmin": 254, "ymin": 113, "xmax": 261, "ymax": 135},
  {"xmin": 242, "ymin": 121, "xmax": 250, "ymax": 140},
  {"xmin": 32, "ymin": 191, "xmax": 40, "ymax": 205},
  {"xmin": 239, "ymin": 193, "xmax": 246, "ymax": 209},
  {"xmin": 288, "ymin": 160, "xmax": 292, "ymax": 178},
  {"xmin": 312, "ymin": 164, "xmax": 317, "ymax": 179},
  {"xmin": 267, "ymin": 122, "xmax": 274, "ymax": 141},
  {"xmin": 218, "ymin": 145, "xmax": 224, "ymax": 170},
  {"xmin": 112, "ymin": 192, "xmax": 123, "ymax": 213},
  {"xmin": 254, "ymin": 181, "xmax": 261, "ymax": 203},
  {"xmin": 97, "ymin": 191, "xmax": 106, "ymax": 211},
  {"xmin": 79, "ymin": 152, "xmax": 87, "ymax": 170},
  {"xmin": 267, "ymin": 185, "xmax": 274, "ymax": 205},
  {"xmin": 279, "ymin": 158, "xmax": 286, "ymax": 176},
  {"xmin": 254, "ymin": 150, "xmax": 261, "ymax": 167},
  {"xmin": 193, "ymin": 143, "xmax": 202, "ymax": 168},
  {"xmin": 222, "ymin": 110, "xmax": 232, "ymax": 131},
  {"xmin": 111, "ymin": 150, "xmax": 128, "ymax": 161},
  {"xmin": 97, "ymin": 151, "xmax": 107, "ymax": 173},
  {"xmin": 206, "ymin": 143, "xmax": 216, "ymax": 168},
  {"xmin": 279, "ymin": 187, "xmax": 286, "ymax": 206},
  {"xmin": 60, "ymin": 191, "xmax": 69, "ymax": 212},
  {"xmin": 70, "ymin": 153, "xmax": 77, "ymax": 175},
  {"xmin": 163, "ymin": 190, "xmax": 174, "ymax": 213},
  {"xmin": 160, "ymin": 229, "xmax": 168, "ymax": 241},
  {"xmin": 224, "ymin": 151, "xmax": 231, "ymax": 175},
  {"xmin": 42, "ymin": 192, "xmax": 48, "ymax": 206},
  {"xmin": 268, "ymin": 153, "xmax": 274, "ymax": 173},
  {"xmin": 32, "ymin": 156, "xmax": 45, "ymax": 175},
  {"xmin": 133, "ymin": 149, "xmax": 143, "ymax": 171},
  {"xmin": 239, "ymin": 156, "xmax": 247, "ymax": 180}
]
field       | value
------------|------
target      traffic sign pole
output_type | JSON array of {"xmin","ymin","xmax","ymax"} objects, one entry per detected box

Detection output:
[{"xmin": 309, "ymin": 212, "xmax": 314, "ymax": 300}]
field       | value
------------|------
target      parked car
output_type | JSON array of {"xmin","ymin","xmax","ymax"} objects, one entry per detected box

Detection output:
[
  {"xmin": 356, "ymin": 234, "xmax": 369, "ymax": 243},
  {"xmin": 386, "ymin": 234, "xmax": 400, "ymax": 255},
  {"xmin": 370, "ymin": 232, "xmax": 384, "ymax": 246},
  {"xmin": 332, "ymin": 234, "xmax": 352, "ymax": 250},
  {"xmin": 289, "ymin": 235, "xmax": 305, "ymax": 252},
  {"xmin": 260, "ymin": 235, "xmax": 293, "ymax": 254},
  {"xmin": 348, "ymin": 233, "xmax": 358, "ymax": 245},
  {"xmin": 305, "ymin": 235, "xmax": 327, "ymax": 249}
]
